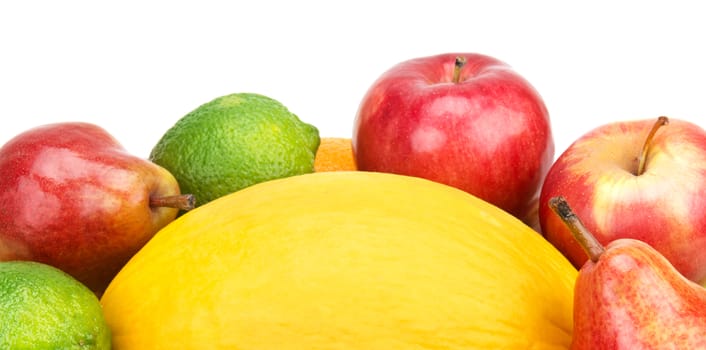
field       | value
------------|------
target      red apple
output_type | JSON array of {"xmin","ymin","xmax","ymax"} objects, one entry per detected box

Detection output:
[
  {"xmin": 352, "ymin": 53, "xmax": 554, "ymax": 222},
  {"xmin": 539, "ymin": 116, "xmax": 706, "ymax": 284},
  {"xmin": 0, "ymin": 122, "xmax": 194, "ymax": 294}
]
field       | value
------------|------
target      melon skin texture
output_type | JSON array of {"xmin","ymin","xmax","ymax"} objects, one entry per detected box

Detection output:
[{"xmin": 101, "ymin": 171, "xmax": 577, "ymax": 349}]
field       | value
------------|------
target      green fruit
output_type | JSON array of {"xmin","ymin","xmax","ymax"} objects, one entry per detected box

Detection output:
[
  {"xmin": 0, "ymin": 261, "xmax": 111, "ymax": 349},
  {"xmin": 150, "ymin": 93, "xmax": 320, "ymax": 207}
]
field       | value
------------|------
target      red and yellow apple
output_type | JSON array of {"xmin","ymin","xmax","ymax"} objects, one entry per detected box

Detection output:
[
  {"xmin": 353, "ymin": 53, "xmax": 554, "ymax": 223},
  {"xmin": 0, "ymin": 122, "xmax": 193, "ymax": 294},
  {"xmin": 539, "ymin": 116, "xmax": 706, "ymax": 284}
]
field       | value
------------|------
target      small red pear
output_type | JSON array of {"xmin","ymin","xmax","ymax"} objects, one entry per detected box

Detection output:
[
  {"xmin": 0, "ymin": 122, "xmax": 194, "ymax": 295},
  {"xmin": 549, "ymin": 196, "xmax": 706, "ymax": 349}
]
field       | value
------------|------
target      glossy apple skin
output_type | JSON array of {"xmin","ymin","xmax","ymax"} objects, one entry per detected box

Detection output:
[
  {"xmin": 0, "ymin": 122, "xmax": 181, "ymax": 294},
  {"xmin": 571, "ymin": 239, "xmax": 706, "ymax": 349},
  {"xmin": 539, "ymin": 118, "xmax": 706, "ymax": 284},
  {"xmin": 353, "ymin": 53, "xmax": 554, "ymax": 219}
]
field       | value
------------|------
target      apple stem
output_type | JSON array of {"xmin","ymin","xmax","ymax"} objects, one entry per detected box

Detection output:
[
  {"xmin": 452, "ymin": 56, "xmax": 467, "ymax": 83},
  {"xmin": 548, "ymin": 196, "xmax": 605, "ymax": 262},
  {"xmin": 636, "ymin": 116, "xmax": 669, "ymax": 176},
  {"xmin": 149, "ymin": 194, "xmax": 195, "ymax": 211}
]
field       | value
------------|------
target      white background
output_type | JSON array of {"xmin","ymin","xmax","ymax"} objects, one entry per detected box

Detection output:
[{"xmin": 1, "ymin": 1, "xmax": 705, "ymax": 159}]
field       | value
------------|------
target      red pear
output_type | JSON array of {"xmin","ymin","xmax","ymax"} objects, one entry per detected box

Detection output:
[
  {"xmin": 549, "ymin": 196, "xmax": 706, "ymax": 349},
  {"xmin": 0, "ymin": 122, "xmax": 193, "ymax": 295}
]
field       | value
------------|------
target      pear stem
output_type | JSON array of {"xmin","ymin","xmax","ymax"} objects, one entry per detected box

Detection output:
[
  {"xmin": 452, "ymin": 56, "xmax": 467, "ymax": 83},
  {"xmin": 150, "ymin": 194, "xmax": 195, "ymax": 211},
  {"xmin": 548, "ymin": 196, "xmax": 605, "ymax": 262},
  {"xmin": 636, "ymin": 116, "xmax": 669, "ymax": 176}
]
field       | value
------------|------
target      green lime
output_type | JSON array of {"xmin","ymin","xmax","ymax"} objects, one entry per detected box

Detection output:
[
  {"xmin": 0, "ymin": 260, "xmax": 111, "ymax": 349},
  {"xmin": 149, "ymin": 93, "xmax": 320, "ymax": 208}
]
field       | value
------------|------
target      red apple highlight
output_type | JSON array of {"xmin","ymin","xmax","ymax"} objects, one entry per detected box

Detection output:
[
  {"xmin": 539, "ymin": 116, "xmax": 706, "ymax": 284},
  {"xmin": 353, "ymin": 53, "xmax": 554, "ymax": 222}
]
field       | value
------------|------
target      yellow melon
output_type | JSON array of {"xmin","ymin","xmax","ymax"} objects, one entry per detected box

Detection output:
[{"xmin": 101, "ymin": 171, "xmax": 576, "ymax": 349}]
